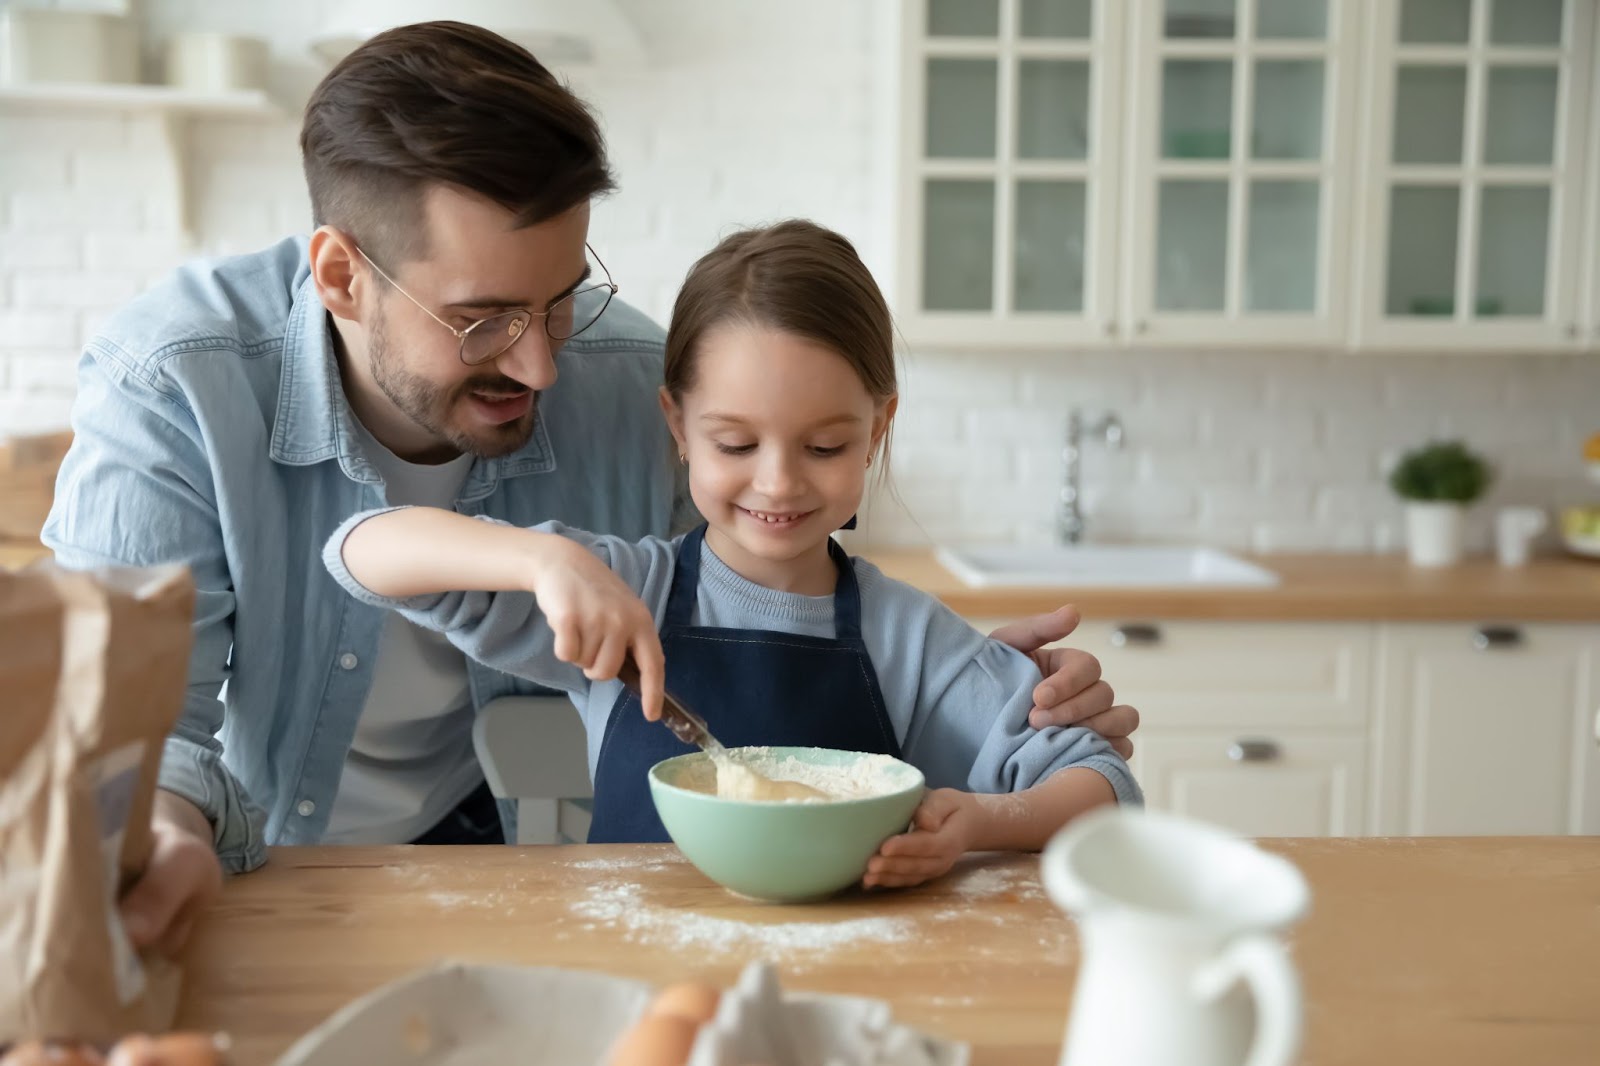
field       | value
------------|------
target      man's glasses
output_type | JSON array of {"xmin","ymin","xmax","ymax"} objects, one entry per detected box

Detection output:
[{"xmin": 356, "ymin": 244, "xmax": 618, "ymax": 366}]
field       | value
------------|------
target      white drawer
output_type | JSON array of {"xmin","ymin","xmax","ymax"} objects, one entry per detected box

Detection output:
[{"xmin": 965, "ymin": 618, "xmax": 1373, "ymax": 730}]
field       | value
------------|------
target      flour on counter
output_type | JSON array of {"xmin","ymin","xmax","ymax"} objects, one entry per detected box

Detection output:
[{"xmin": 570, "ymin": 881, "xmax": 916, "ymax": 955}]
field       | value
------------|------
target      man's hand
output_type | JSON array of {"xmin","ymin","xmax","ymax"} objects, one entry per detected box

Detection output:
[
  {"xmin": 989, "ymin": 605, "xmax": 1140, "ymax": 759},
  {"xmin": 118, "ymin": 791, "xmax": 223, "ymax": 957},
  {"xmin": 863, "ymin": 789, "xmax": 978, "ymax": 889}
]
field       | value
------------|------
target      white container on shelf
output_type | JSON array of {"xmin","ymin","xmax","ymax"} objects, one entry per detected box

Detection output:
[
  {"xmin": 0, "ymin": 9, "xmax": 139, "ymax": 86},
  {"xmin": 162, "ymin": 31, "xmax": 269, "ymax": 95}
]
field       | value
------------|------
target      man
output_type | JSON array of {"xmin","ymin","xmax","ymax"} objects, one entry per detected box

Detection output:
[{"xmin": 43, "ymin": 22, "xmax": 1138, "ymax": 956}]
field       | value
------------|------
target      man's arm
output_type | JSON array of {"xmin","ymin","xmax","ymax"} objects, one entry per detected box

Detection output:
[{"xmin": 44, "ymin": 343, "xmax": 266, "ymax": 943}]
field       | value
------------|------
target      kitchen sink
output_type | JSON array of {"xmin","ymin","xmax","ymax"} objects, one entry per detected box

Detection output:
[{"xmin": 934, "ymin": 543, "xmax": 1279, "ymax": 589}]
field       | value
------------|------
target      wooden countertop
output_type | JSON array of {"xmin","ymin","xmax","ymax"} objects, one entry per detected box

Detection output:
[
  {"xmin": 11, "ymin": 538, "xmax": 1597, "ymax": 619},
  {"xmin": 0, "ymin": 539, "xmax": 47, "ymax": 570},
  {"xmin": 177, "ymin": 839, "xmax": 1600, "ymax": 1066},
  {"xmin": 864, "ymin": 549, "xmax": 1600, "ymax": 621}
]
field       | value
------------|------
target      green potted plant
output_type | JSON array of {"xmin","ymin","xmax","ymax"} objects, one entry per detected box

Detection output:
[{"xmin": 1388, "ymin": 440, "xmax": 1492, "ymax": 566}]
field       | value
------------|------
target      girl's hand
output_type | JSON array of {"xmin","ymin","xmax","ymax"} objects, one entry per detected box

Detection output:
[
  {"xmin": 527, "ymin": 537, "xmax": 665, "ymax": 720},
  {"xmin": 862, "ymin": 788, "xmax": 978, "ymax": 889}
]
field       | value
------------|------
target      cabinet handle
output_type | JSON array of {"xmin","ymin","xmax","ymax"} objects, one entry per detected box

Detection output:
[
  {"xmin": 1472, "ymin": 625, "xmax": 1524, "ymax": 650},
  {"xmin": 1105, "ymin": 321, "xmax": 1118, "ymax": 337},
  {"xmin": 1566, "ymin": 323, "xmax": 1580, "ymax": 340},
  {"xmin": 1109, "ymin": 623, "xmax": 1162, "ymax": 647},
  {"xmin": 1229, "ymin": 738, "xmax": 1281, "ymax": 763},
  {"xmin": 1135, "ymin": 319, "xmax": 1150, "ymax": 335}
]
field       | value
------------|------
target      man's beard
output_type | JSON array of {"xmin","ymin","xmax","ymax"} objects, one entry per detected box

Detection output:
[{"xmin": 368, "ymin": 314, "xmax": 539, "ymax": 459}]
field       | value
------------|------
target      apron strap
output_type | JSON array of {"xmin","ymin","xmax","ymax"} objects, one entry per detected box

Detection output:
[
  {"xmin": 663, "ymin": 524, "xmax": 708, "ymax": 628},
  {"xmin": 827, "ymin": 536, "xmax": 864, "ymax": 641},
  {"xmin": 664, "ymin": 524, "xmax": 865, "ymax": 642}
]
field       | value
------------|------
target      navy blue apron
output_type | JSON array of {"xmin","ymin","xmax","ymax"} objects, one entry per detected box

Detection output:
[{"xmin": 586, "ymin": 525, "xmax": 902, "ymax": 843}]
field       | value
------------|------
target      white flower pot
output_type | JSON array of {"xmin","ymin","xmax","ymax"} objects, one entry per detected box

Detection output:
[{"xmin": 1404, "ymin": 501, "xmax": 1466, "ymax": 567}]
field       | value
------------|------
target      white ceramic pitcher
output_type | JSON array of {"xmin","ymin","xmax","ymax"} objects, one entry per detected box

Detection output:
[{"xmin": 1042, "ymin": 807, "xmax": 1310, "ymax": 1066}]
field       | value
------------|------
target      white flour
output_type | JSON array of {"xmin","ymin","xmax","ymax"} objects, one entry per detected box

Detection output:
[
  {"xmin": 570, "ymin": 881, "xmax": 916, "ymax": 954},
  {"xmin": 684, "ymin": 747, "xmax": 919, "ymax": 803}
]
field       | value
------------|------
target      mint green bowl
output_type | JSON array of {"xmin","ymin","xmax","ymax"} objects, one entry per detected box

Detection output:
[{"xmin": 648, "ymin": 747, "xmax": 925, "ymax": 902}]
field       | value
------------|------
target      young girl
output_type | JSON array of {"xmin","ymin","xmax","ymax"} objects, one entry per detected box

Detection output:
[{"xmin": 323, "ymin": 220, "xmax": 1140, "ymax": 887}]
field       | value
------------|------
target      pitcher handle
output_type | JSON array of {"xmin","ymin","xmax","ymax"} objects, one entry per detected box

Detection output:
[{"xmin": 1193, "ymin": 934, "xmax": 1301, "ymax": 1066}]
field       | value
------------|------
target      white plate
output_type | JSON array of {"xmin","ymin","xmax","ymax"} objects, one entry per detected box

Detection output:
[
  {"xmin": 273, "ymin": 960, "xmax": 969, "ymax": 1066},
  {"xmin": 1562, "ymin": 533, "xmax": 1600, "ymax": 559}
]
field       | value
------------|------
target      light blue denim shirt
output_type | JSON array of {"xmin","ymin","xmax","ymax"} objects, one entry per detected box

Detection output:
[{"xmin": 42, "ymin": 235, "xmax": 681, "ymax": 874}]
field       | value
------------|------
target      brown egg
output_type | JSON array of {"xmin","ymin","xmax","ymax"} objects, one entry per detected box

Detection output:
[
  {"xmin": 647, "ymin": 981, "xmax": 722, "ymax": 1025},
  {"xmin": 604, "ymin": 1013, "xmax": 700, "ymax": 1066},
  {"xmin": 106, "ymin": 1033, "xmax": 225, "ymax": 1066},
  {"xmin": 0, "ymin": 1041, "xmax": 103, "ymax": 1066}
]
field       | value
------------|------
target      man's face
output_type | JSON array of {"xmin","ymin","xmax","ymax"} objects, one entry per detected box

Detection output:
[{"xmin": 360, "ymin": 187, "xmax": 591, "ymax": 458}]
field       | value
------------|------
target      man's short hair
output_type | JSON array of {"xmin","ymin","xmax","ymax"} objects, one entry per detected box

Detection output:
[{"xmin": 300, "ymin": 21, "xmax": 615, "ymax": 264}]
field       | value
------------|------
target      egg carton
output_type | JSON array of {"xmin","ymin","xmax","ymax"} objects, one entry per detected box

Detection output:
[{"xmin": 273, "ymin": 960, "xmax": 969, "ymax": 1066}]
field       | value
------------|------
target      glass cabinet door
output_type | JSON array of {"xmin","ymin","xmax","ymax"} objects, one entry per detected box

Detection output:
[
  {"xmin": 902, "ymin": 0, "xmax": 1124, "ymax": 346},
  {"xmin": 1362, "ymin": 0, "xmax": 1594, "ymax": 349},
  {"xmin": 1125, "ymin": 0, "xmax": 1354, "ymax": 345}
]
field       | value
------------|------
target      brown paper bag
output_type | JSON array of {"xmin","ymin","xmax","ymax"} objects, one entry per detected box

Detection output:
[{"xmin": 0, "ymin": 562, "xmax": 194, "ymax": 1044}]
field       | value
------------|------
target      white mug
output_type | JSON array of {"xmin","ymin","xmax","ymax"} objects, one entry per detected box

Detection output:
[
  {"xmin": 1495, "ymin": 506, "xmax": 1548, "ymax": 567},
  {"xmin": 1043, "ymin": 807, "xmax": 1310, "ymax": 1066}
]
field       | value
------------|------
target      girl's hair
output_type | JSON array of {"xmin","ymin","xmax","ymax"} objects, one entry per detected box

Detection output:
[{"xmin": 664, "ymin": 221, "xmax": 897, "ymax": 452}]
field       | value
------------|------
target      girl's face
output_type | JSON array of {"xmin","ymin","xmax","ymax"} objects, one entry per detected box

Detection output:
[{"xmin": 661, "ymin": 322, "xmax": 895, "ymax": 591}]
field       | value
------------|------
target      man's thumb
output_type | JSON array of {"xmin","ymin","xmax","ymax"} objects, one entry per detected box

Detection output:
[{"xmin": 119, "ymin": 866, "xmax": 179, "ymax": 948}]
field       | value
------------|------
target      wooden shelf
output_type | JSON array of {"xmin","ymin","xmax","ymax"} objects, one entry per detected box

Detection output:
[{"xmin": 0, "ymin": 82, "xmax": 276, "ymax": 117}]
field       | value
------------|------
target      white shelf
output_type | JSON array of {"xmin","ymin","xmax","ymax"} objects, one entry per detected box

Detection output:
[
  {"xmin": 0, "ymin": 81, "xmax": 277, "ymax": 117},
  {"xmin": 0, "ymin": 82, "xmax": 282, "ymax": 242}
]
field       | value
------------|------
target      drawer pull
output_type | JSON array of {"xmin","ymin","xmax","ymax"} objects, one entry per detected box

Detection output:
[
  {"xmin": 1472, "ymin": 626, "xmax": 1523, "ymax": 650},
  {"xmin": 1110, "ymin": 623, "xmax": 1162, "ymax": 648},
  {"xmin": 1228, "ymin": 739, "xmax": 1281, "ymax": 763}
]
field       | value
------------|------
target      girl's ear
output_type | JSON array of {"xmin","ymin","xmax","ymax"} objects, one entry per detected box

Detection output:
[
  {"xmin": 658, "ymin": 387, "xmax": 689, "ymax": 455},
  {"xmin": 870, "ymin": 394, "xmax": 899, "ymax": 455}
]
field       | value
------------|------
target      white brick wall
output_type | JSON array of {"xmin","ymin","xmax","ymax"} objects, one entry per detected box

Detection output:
[{"xmin": 2, "ymin": 0, "xmax": 1596, "ymax": 553}]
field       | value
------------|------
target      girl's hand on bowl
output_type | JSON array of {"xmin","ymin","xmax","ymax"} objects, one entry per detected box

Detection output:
[{"xmin": 862, "ymin": 788, "xmax": 977, "ymax": 889}]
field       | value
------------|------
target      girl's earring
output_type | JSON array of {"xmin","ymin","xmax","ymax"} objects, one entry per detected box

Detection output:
[
  {"xmin": 678, "ymin": 453, "xmax": 687, "ymax": 465},
  {"xmin": 865, "ymin": 455, "xmax": 873, "ymax": 468}
]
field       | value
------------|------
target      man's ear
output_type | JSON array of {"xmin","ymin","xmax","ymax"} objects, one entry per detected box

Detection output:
[
  {"xmin": 309, "ymin": 226, "xmax": 367, "ymax": 324},
  {"xmin": 659, "ymin": 387, "xmax": 689, "ymax": 458}
]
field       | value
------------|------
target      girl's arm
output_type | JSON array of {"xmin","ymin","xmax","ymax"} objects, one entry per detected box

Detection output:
[
  {"xmin": 964, "ymin": 766, "xmax": 1116, "ymax": 851},
  {"xmin": 342, "ymin": 505, "xmax": 579, "ymax": 598},
  {"xmin": 331, "ymin": 507, "xmax": 667, "ymax": 719},
  {"xmin": 856, "ymin": 569, "xmax": 1139, "ymax": 888},
  {"xmin": 864, "ymin": 770, "xmax": 1114, "ymax": 889}
]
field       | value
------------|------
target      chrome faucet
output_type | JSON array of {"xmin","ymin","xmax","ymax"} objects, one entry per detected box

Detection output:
[{"xmin": 1058, "ymin": 409, "xmax": 1124, "ymax": 544}]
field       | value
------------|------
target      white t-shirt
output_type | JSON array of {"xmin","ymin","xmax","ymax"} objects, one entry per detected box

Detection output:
[{"xmin": 320, "ymin": 425, "xmax": 483, "ymax": 844}]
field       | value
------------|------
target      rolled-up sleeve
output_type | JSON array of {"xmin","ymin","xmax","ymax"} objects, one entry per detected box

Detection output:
[{"xmin": 44, "ymin": 341, "xmax": 268, "ymax": 873}]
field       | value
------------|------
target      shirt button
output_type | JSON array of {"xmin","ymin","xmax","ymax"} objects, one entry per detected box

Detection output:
[
  {"xmin": 297, "ymin": 800, "xmax": 316, "ymax": 817},
  {"xmin": 338, "ymin": 652, "xmax": 358, "ymax": 670}
]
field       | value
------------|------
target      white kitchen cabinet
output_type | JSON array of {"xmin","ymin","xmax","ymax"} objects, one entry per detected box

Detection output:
[
  {"xmin": 898, "ymin": 0, "xmax": 1600, "ymax": 353},
  {"xmin": 963, "ymin": 617, "xmax": 1372, "ymax": 836},
  {"xmin": 961, "ymin": 612, "xmax": 1600, "ymax": 836},
  {"xmin": 1132, "ymin": 732, "xmax": 1367, "ymax": 836},
  {"xmin": 1353, "ymin": 0, "xmax": 1597, "ymax": 351},
  {"xmin": 1371, "ymin": 622, "xmax": 1600, "ymax": 835},
  {"xmin": 896, "ymin": 0, "xmax": 1129, "ymax": 347},
  {"xmin": 1120, "ymin": 0, "xmax": 1361, "ymax": 347}
]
